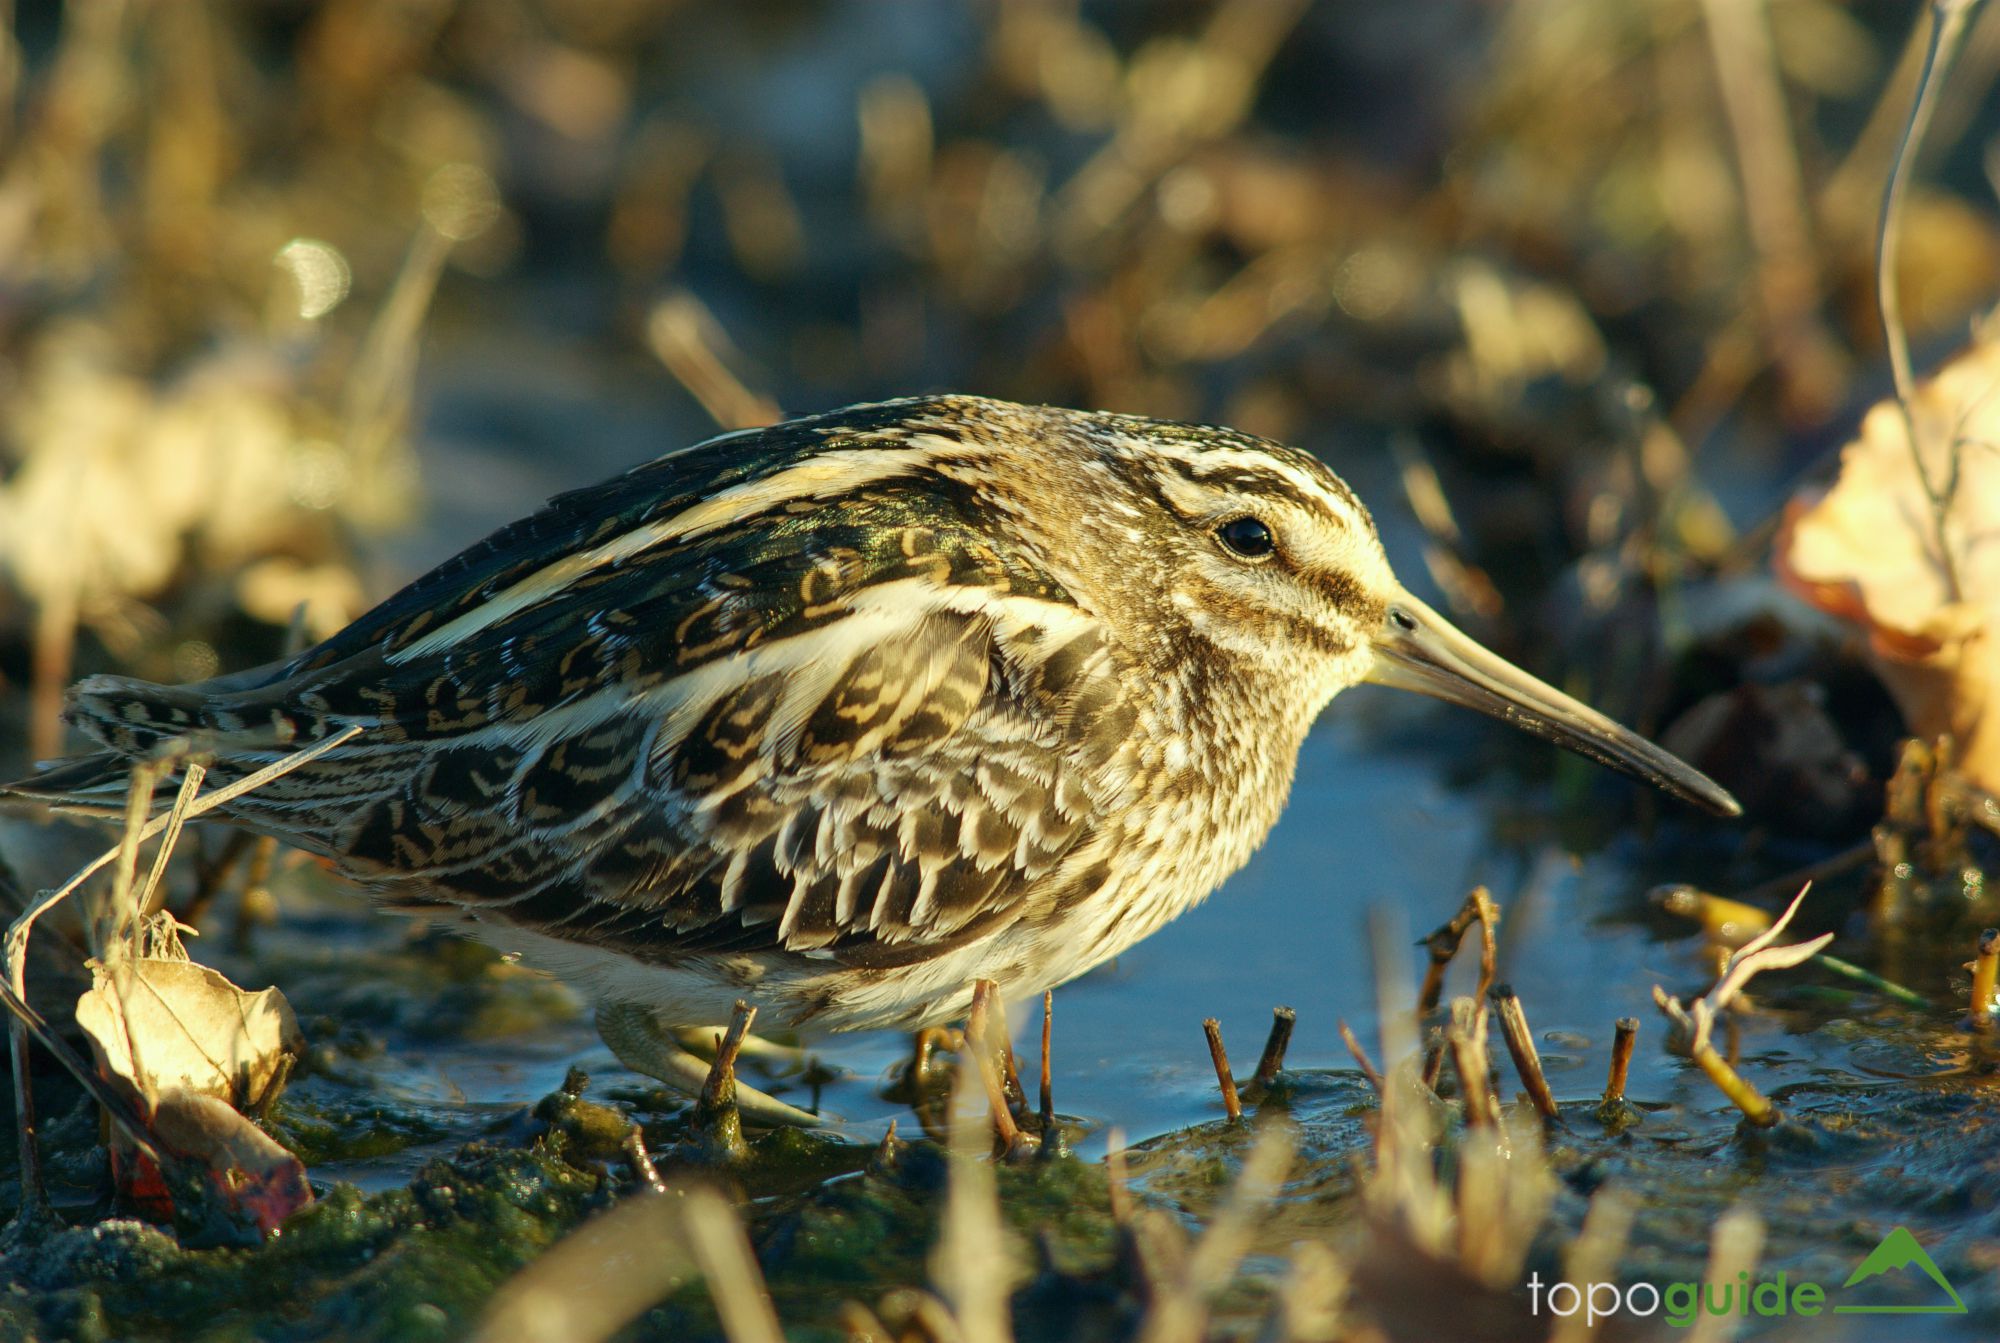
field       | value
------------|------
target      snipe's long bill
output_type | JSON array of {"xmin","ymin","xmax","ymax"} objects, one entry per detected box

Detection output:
[
  {"xmin": 1368, "ymin": 593, "xmax": 1739, "ymax": 818},
  {"xmin": 5, "ymin": 394, "xmax": 1737, "ymax": 1124}
]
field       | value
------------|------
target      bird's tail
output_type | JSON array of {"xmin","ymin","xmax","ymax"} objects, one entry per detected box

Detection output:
[{"xmin": 3, "ymin": 673, "xmax": 237, "ymax": 811}]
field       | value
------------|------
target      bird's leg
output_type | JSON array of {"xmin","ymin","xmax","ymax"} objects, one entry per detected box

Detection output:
[
  {"xmin": 881, "ymin": 1026, "xmax": 963, "ymax": 1139},
  {"xmin": 916, "ymin": 1026, "xmax": 964, "ymax": 1079},
  {"xmin": 669, "ymin": 1025, "xmax": 810, "ymax": 1068},
  {"xmin": 596, "ymin": 1000, "xmax": 821, "ymax": 1128}
]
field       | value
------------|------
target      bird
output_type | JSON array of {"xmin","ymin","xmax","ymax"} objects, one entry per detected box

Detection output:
[{"xmin": 6, "ymin": 394, "xmax": 1737, "ymax": 1124}]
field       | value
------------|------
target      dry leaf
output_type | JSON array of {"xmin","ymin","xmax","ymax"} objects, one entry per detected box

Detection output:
[
  {"xmin": 76, "ymin": 957, "xmax": 304, "ymax": 1114},
  {"xmin": 1777, "ymin": 334, "xmax": 2000, "ymax": 790}
]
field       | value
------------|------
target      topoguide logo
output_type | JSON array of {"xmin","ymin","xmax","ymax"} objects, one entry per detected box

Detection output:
[{"xmin": 1526, "ymin": 1226, "xmax": 1966, "ymax": 1330}]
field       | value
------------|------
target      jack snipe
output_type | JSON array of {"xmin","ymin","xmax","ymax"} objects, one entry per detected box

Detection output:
[{"xmin": 9, "ymin": 395, "xmax": 1736, "ymax": 1124}]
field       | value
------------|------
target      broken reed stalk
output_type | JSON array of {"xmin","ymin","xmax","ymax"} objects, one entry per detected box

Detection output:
[
  {"xmin": 624, "ymin": 1123, "xmax": 666, "ymax": 1194},
  {"xmin": 965, "ymin": 980, "xmax": 1027, "ymax": 1153},
  {"xmin": 1336, "ymin": 1018, "xmax": 1384, "ymax": 1095},
  {"xmin": 1489, "ymin": 985, "xmax": 1559, "ymax": 1120},
  {"xmin": 690, "ymin": 999, "xmax": 756, "ymax": 1159},
  {"xmin": 1603, "ymin": 1017, "xmax": 1639, "ymax": 1107},
  {"xmin": 1968, "ymin": 928, "xmax": 1999, "ymax": 1031},
  {"xmin": 1038, "ymin": 990, "xmax": 1054, "ymax": 1135},
  {"xmin": 1417, "ymin": 887, "xmax": 1499, "ymax": 1014},
  {"xmin": 1447, "ymin": 998, "xmax": 1499, "ymax": 1127},
  {"xmin": 1417, "ymin": 887, "xmax": 1502, "ymax": 1083},
  {"xmin": 1201, "ymin": 1018, "xmax": 1243, "ymax": 1121},
  {"xmin": 1252, "ymin": 1005, "xmax": 1296, "ymax": 1089},
  {"xmin": 701, "ymin": 1000, "xmax": 756, "ymax": 1114}
]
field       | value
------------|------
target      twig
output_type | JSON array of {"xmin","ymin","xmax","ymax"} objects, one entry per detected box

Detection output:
[
  {"xmin": 1652, "ymin": 887, "xmax": 1831, "ymax": 1127},
  {"xmin": 135, "ymin": 761, "xmax": 209, "ymax": 921},
  {"xmin": 1602, "ymin": 1017, "xmax": 1639, "ymax": 1109},
  {"xmin": 1201, "ymin": 1018, "xmax": 1242, "ymax": 1121},
  {"xmin": 1336, "ymin": 1019, "xmax": 1384, "ymax": 1095},
  {"xmin": 700, "ymin": 1000, "xmax": 755, "ymax": 1114},
  {"xmin": 1417, "ymin": 887, "xmax": 1494, "ymax": 1014},
  {"xmin": 1038, "ymin": 990, "xmax": 1054, "ymax": 1137},
  {"xmin": 1252, "ymin": 1005, "xmax": 1296, "ymax": 1090},
  {"xmin": 1418, "ymin": 888, "xmax": 1501, "ymax": 1084},
  {"xmin": 1489, "ymin": 985, "xmax": 1559, "ymax": 1120},
  {"xmin": 624, "ymin": 1124, "xmax": 665, "ymax": 1194},
  {"xmin": 1968, "ymin": 928, "xmax": 1999, "ymax": 1031}
]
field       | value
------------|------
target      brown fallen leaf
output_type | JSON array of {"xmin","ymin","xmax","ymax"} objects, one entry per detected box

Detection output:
[
  {"xmin": 74, "ymin": 952, "xmax": 311, "ymax": 1243},
  {"xmin": 1777, "ymin": 333, "xmax": 2000, "ymax": 791},
  {"xmin": 76, "ymin": 956, "xmax": 304, "ymax": 1115}
]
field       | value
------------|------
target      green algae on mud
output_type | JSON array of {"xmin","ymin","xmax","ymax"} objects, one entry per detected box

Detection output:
[
  {"xmin": 0, "ymin": 1124, "xmax": 1135, "ymax": 1343},
  {"xmin": 1, "ymin": 1145, "xmax": 604, "ymax": 1343}
]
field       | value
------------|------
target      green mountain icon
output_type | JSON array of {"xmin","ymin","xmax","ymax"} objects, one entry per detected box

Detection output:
[{"xmin": 1834, "ymin": 1226, "xmax": 1966, "ymax": 1315}]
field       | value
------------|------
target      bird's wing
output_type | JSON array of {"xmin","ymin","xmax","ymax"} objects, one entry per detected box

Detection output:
[{"xmin": 59, "ymin": 402, "xmax": 1133, "ymax": 967}]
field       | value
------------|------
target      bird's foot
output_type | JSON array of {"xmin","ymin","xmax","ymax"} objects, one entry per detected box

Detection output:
[{"xmin": 596, "ymin": 1000, "xmax": 822, "ymax": 1129}]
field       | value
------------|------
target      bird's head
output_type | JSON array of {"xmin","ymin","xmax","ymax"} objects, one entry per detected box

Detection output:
[{"xmin": 1080, "ymin": 412, "xmax": 1739, "ymax": 817}]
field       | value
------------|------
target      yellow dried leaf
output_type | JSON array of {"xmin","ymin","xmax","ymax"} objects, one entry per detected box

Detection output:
[
  {"xmin": 75, "ymin": 957, "xmax": 304, "ymax": 1113},
  {"xmin": 1777, "ymin": 335, "xmax": 2000, "ymax": 790}
]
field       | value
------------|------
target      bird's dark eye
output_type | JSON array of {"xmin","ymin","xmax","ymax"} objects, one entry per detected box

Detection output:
[{"xmin": 1216, "ymin": 516, "xmax": 1275, "ymax": 559}]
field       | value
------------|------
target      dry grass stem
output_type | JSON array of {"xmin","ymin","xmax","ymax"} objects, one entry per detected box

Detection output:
[
  {"xmin": 1201, "ymin": 1017, "xmax": 1242, "ymax": 1121},
  {"xmin": 1447, "ymin": 998, "xmax": 1499, "ymax": 1128},
  {"xmin": 1489, "ymin": 985, "xmax": 1559, "ymax": 1120},
  {"xmin": 1699, "ymin": 0, "xmax": 1834, "ymax": 410},
  {"xmin": 931, "ymin": 1078, "xmax": 1016, "ymax": 1343},
  {"xmin": 135, "ymin": 760, "xmax": 208, "ymax": 922},
  {"xmin": 1136, "ymin": 1123, "xmax": 1294, "ymax": 1343},
  {"xmin": 1105, "ymin": 1126, "xmax": 1133, "ymax": 1226},
  {"xmin": 1877, "ymin": 0, "xmax": 1986, "ymax": 599},
  {"xmin": 681, "ymin": 1186, "xmax": 787, "ymax": 1343},
  {"xmin": 1251, "ymin": 1004, "xmax": 1296, "ymax": 1089},
  {"xmin": 1336, "ymin": 1018, "xmax": 1384, "ymax": 1095},
  {"xmin": 1652, "ymin": 886, "xmax": 1831, "ymax": 1126},
  {"xmin": 1550, "ymin": 1189, "xmax": 1635, "ymax": 1343},
  {"xmin": 1686, "ymin": 1208, "xmax": 1766, "ymax": 1343},
  {"xmin": 472, "ymin": 1184, "xmax": 778, "ymax": 1343}
]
